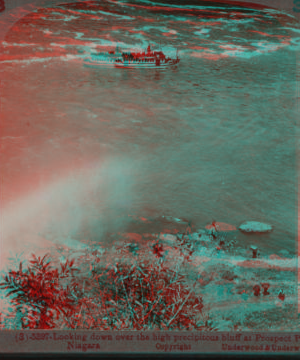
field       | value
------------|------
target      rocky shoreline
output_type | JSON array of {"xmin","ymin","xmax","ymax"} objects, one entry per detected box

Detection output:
[
  {"xmin": 0, "ymin": 218, "xmax": 297, "ymax": 331},
  {"xmin": 49, "ymin": 219, "xmax": 297, "ymax": 331}
]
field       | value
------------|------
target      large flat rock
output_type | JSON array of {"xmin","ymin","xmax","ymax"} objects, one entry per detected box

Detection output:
[{"xmin": 238, "ymin": 221, "xmax": 273, "ymax": 233}]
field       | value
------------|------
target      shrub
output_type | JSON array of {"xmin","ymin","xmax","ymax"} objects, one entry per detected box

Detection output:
[
  {"xmin": 0, "ymin": 252, "xmax": 205, "ymax": 330},
  {"xmin": 92, "ymin": 259, "xmax": 204, "ymax": 330},
  {"xmin": 0, "ymin": 254, "xmax": 79, "ymax": 329}
]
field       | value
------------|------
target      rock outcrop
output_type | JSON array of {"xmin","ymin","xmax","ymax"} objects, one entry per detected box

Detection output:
[{"xmin": 238, "ymin": 221, "xmax": 273, "ymax": 233}]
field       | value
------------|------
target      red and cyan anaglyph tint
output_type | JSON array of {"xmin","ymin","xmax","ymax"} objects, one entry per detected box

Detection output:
[{"xmin": 0, "ymin": 0, "xmax": 298, "ymax": 330}]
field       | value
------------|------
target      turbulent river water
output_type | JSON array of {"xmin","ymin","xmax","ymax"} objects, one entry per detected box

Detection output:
[{"xmin": 0, "ymin": 0, "xmax": 299, "ymax": 260}]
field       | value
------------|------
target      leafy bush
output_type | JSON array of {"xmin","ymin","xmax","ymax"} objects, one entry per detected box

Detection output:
[
  {"xmin": 0, "ymin": 252, "xmax": 205, "ymax": 330},
  {"xmin": 91, "ymin": 259, "xmax": 204, "ymax": 330},
  {"xmin": 0, "ymin": 254, "xmax": 79, "ymax": 329}
]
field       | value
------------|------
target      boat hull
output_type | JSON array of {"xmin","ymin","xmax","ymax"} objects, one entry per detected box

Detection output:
[
  {"xmin": 114, "ymin": 59, "xmax": 180, "ymax": 68},
  {"xmin": 82, "ymin": 53, "xmax": 180, "ymax": 68}
]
